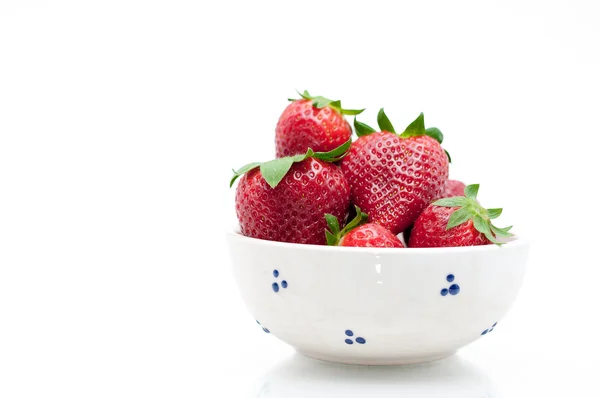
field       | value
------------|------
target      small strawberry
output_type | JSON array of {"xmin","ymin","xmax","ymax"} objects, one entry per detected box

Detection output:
[
  {"xmin": 442, "ymin": 179, "xmax": 466, "ymax": 198},
  {"xmin": 341, "ymin": 109, "xmax": 450, "ymax": 235},
  {"xmin": 325, "ymin": 206, "xmax": 404, "ymax": 248},
  {"xmin": 408, "ymin": 184, "xmax": 513, "ymax": 248},
  {"xmin": 275, "ymin": 90, "xmax": 364, "ymax": 157},
  {"xmin": 231, "ymin": 141, "xmax": 351, "ymax": 245}
]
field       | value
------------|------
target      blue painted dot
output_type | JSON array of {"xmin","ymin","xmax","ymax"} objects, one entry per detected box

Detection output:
[
  {"xmin": 345, "ymin": 330, "xmax": 354, "ymax": 337},
  {"xmin": 272, "ymin": 282, "xmax": 279, "ymax": 292},
  {"xmin": 262, "ymin": 327, "xmax": 270, "ymax": 333},
  {"xmin": 441, "ymin": 288, "xmax": 449, "ymax": 296},
  {"xmin": 256, "ymin": 320, "xmax": 260, "ymax": 325},
  {"xmin": 356, "ymin": 337, "xmax": 366, "ymax": 344},
  {"xmin": 493, "ymin": 322, "xmax": 497, "ymax": 327},
  {"xmin": 446, "ymin": 274, "xmax": 455, "ymax": 282},
  {"xmin": 345, "ymin": 339, "xmax": 353, "ymax": 345},
  {"xmin": 273, "ymin": 270, "xmax": 279, "ymax": 278},
  {"xmin": 449, "ymin": 284, "xmax": 460, "ymax": 295},
  {"xmin": 489, "ymin": 328, "xmax": 494, "ymax": 333},
  {"xmin": 481, "ymin": 329, "xmax": 488, "ymax": 335},
  {"xmin": 281, "ymin": 280, "xmax": 288, "ymax": 288}
]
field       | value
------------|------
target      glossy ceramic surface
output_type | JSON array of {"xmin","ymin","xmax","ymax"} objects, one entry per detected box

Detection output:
[{"xmin": 228, "ymin": 232, "xmax": 529, "ymax": 365}]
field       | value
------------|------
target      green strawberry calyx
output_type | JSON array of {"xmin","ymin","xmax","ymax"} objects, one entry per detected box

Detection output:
[
  {"xmin": 229, "ymin": 139, "xmax": 351, "ymax": 189},
  {"xmin": 324, "ymin": 205, "xmax": 369, "ymax": 246},
  {"xmin": 354, "ymin": 109, "xmax": 451, "ymax": 163},
  {"xmin": 289, "ymin": 90, "xmax": 365, "ymax": 116},
  {"xmin": 432, "ymin": 184, "xmax": 513, "ymax": 245}
]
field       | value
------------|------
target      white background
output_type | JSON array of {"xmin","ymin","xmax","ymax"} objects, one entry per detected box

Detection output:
[{"xmin": 1, "ymin": 0, "xmax": 599, "ymax": 396}]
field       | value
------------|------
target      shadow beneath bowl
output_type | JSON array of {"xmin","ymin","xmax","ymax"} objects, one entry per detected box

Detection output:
[{"xmin": 252, "ymin": 353, "xmax": 496, "ymax": 397}]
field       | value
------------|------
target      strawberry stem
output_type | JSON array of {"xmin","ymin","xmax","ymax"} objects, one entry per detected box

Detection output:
[
  {"xmin": 291, "ymin": 90, "xmax": 364, "ymax": 115},
  {"xmin": 432, "ymin": 184, "xmax": 513, "ymax": 245},
  {"xmin": 325, "ymin": 205, "xmax": 369, "ymax": 246},
  {"xmin": 230, "ymin": 139, "xmax": 352, "ymax": 189}
]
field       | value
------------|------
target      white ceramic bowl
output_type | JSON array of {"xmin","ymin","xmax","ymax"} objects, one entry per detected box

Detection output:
[{"xmin": 227, "ymin": 231, "xmax": 529, "ymax": 365}]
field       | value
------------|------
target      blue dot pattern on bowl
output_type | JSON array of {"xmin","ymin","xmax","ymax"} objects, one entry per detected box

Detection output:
[
  {"xmin": 256, "ymin": 320, "xmax": 270, "ymax": 334},
  {"xmin": 272, "ymin": 269, "xmax": 288, "ymax": 293},
  {"xmin": 344, "ymin": 330, "xmax": 366, "ymax": 345},
  {"xmin": 481, "ymin": 322, "xmax": 497, "ymax": 336},
  {"xmin": 441, "ymin": 274, "xmax": 460, "ymax": 296}
]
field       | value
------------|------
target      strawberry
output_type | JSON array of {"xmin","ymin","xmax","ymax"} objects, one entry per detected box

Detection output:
[
  {"xmin": 341, "ymin": 109, "xmax": 450, "ymax": 235},
  {"xmin": 275, "ymin": 90, "xmax": 364, "ymax": 157},
  {"xmin": 408, "ymin": 184, "xmax": 513, "ymax": 248},
  {"xmin": 405, "ymin": 179, "xmax": 464, "ymax": 244},
  {"xmin": 325, "ymin": 206, "xmax": 404, "ymax": 248},
  {"xmin": 442, "ymin": 179, "xmax": 466, "ymax": 198},
  {"xmin": 231, "ymin": 141, "xmax": 351, "ymax": 245}
]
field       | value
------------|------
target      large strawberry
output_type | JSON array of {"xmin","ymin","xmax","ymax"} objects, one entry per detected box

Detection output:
[
  {"xmin": 341, "ymin": 109, "xmax": 450, "ymax": 234},
  {"xmin": 409, "ymin": 184, "xmax": 513, "ymax": 247},
  {"xmin": 325, "ymin": 206, "xmax": 404, "ymax": 248},
  {"xmin": 275, "ymin": 90, "xmax": 364, "ymax": 157},
  {"xmin": 231, "ymin": 141, "xmax": 351, "ymax": 245}
]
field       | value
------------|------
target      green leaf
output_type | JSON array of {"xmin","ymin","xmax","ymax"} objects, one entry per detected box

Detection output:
[
  {"xmin": 490, "ymin": 224, "xmax": 513, "ymax": 238},
  {"xmin": 230, "ymin": 162, "xmax": 261, "ymax": 187},
  {"xmin": 425, "ymin": 127, "xmax": 443, "ymax": 144},
  {"xmin": 325, "ymin": 230, "xmax": 338, "ymax": 246},
  {"xmin": 296, "ymin": 90, "xmax": 332, "ymax": 108},
  {"xmin": 291, "ymin": 150, "xmax": 313, "ymax": 163},
  {"xmin": 354, "ymin": 117, "xmax": 377, "ymax": 137},
  {"xmin": 325, "ymin": 206, "xmax": 370, "ymax": 246},
  {"xmin": 472, "ymin": 215, "xmax": 489, "ymax": 235},
  {"xmin": 446, "ymin": 207, "xmax": 474, "ymax": 230},
  {"xmin": 329, "ymin": 100, "xmax": 342, "ymax": 109},
  {"xmin": 324, "ymin": 213, "xmax": 342, "ymax": 246},
  {"xmin": 340, "ymin": 205, "xmax": 368, "ymax": 235},
  {"xmin": 464, "ymin": 184, "xmax": 480, "ymax": 200},
  {"xmin": 487, "ymin": 208, "xmax": 503, "ymax": 219},
  {"xmin": 432, "ymin": 197, "xmax": 470, "ymax": 207},
  {"xmin": 485, "ymin": 230, "xmax": 500, "ymax": 245},
  {"xmin": 472, "ymin": 215, "xmax": 499, "ymax": 244},
  {"xmin": 377, "ymin": 108, "xmax": 396, "ymax": 133},
  {"xmin": 324, "ymin": 214, "xmax": 341, "ymax": 236},
  {"xmin": 295, "ymin": 91, "xmax": 363, "ymax": 115},
  {"xmin": 298, "ymin": 90, "xmax": 312, "ymax": 100},
  {"xmin": 230, "ymin": 140, "xmax": 351, "ymax": 189},
  {"xmin": 312, "ymin": 95, "xmax": 333, "ymax": 109},
  {"xmin": 312, "ymin": 139, "xmax": 352, "ymax": 160},
  {"xmin": 494, "ymin": 225, "xmax": 513, "ymax": 233},
  {"xmin": 260, "ymin": 157, "xmax": 295, "ymax": 189},
  {"xmin": 340, "ymin": 108, "xmax": 365, "ymax": 116},
  {"xmin": 444, "ymin": 149, "xmax": 452, "ymax": 164},
  {"xmin": 399, "ymin": 112, "xmax": 426, "ymax": 138},
  {"xmin": 436, "ymin": 183, "xmax": 513, "ymax": 245}
]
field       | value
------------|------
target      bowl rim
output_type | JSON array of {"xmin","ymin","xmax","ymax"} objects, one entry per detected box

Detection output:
[{"xmin": 227, "ymin": 230, "xmax": 529, "ymax": 254}]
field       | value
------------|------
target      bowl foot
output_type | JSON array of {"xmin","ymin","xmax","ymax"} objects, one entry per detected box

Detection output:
[{"xmin": 296, "ymin": 350, "xmax": 456, "ymax": 366}]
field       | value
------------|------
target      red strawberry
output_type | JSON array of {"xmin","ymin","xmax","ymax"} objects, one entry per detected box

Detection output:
[
  {"xmin": 341, "ymin": 110, "xmax": 450, "ymax": 235},
  {"xmin": 342, "ymin": 224, "xmax": 404, "ymax": 248},
  {"xmin": 275, "ymin": 91, "xmax": 363, "ymax": 157},
  {"xmin": 231, "ymin": 142, "xmax": 351, "ymax": 245},
  {"xmin": 325, "ymin": 206, "xmax": 404, "ymax": 248},
  {"xmin": 408, "ymin": 184, "xmax": 513, "ymax": 248},
  {"xmin": 442, "ymin": 179, "xmax": 466, "ymax": 198}
]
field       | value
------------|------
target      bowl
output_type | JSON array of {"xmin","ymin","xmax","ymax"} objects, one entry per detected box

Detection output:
[{"xmin": 227, "ymin": 231, "xmax": 529, "ymax": 365}]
